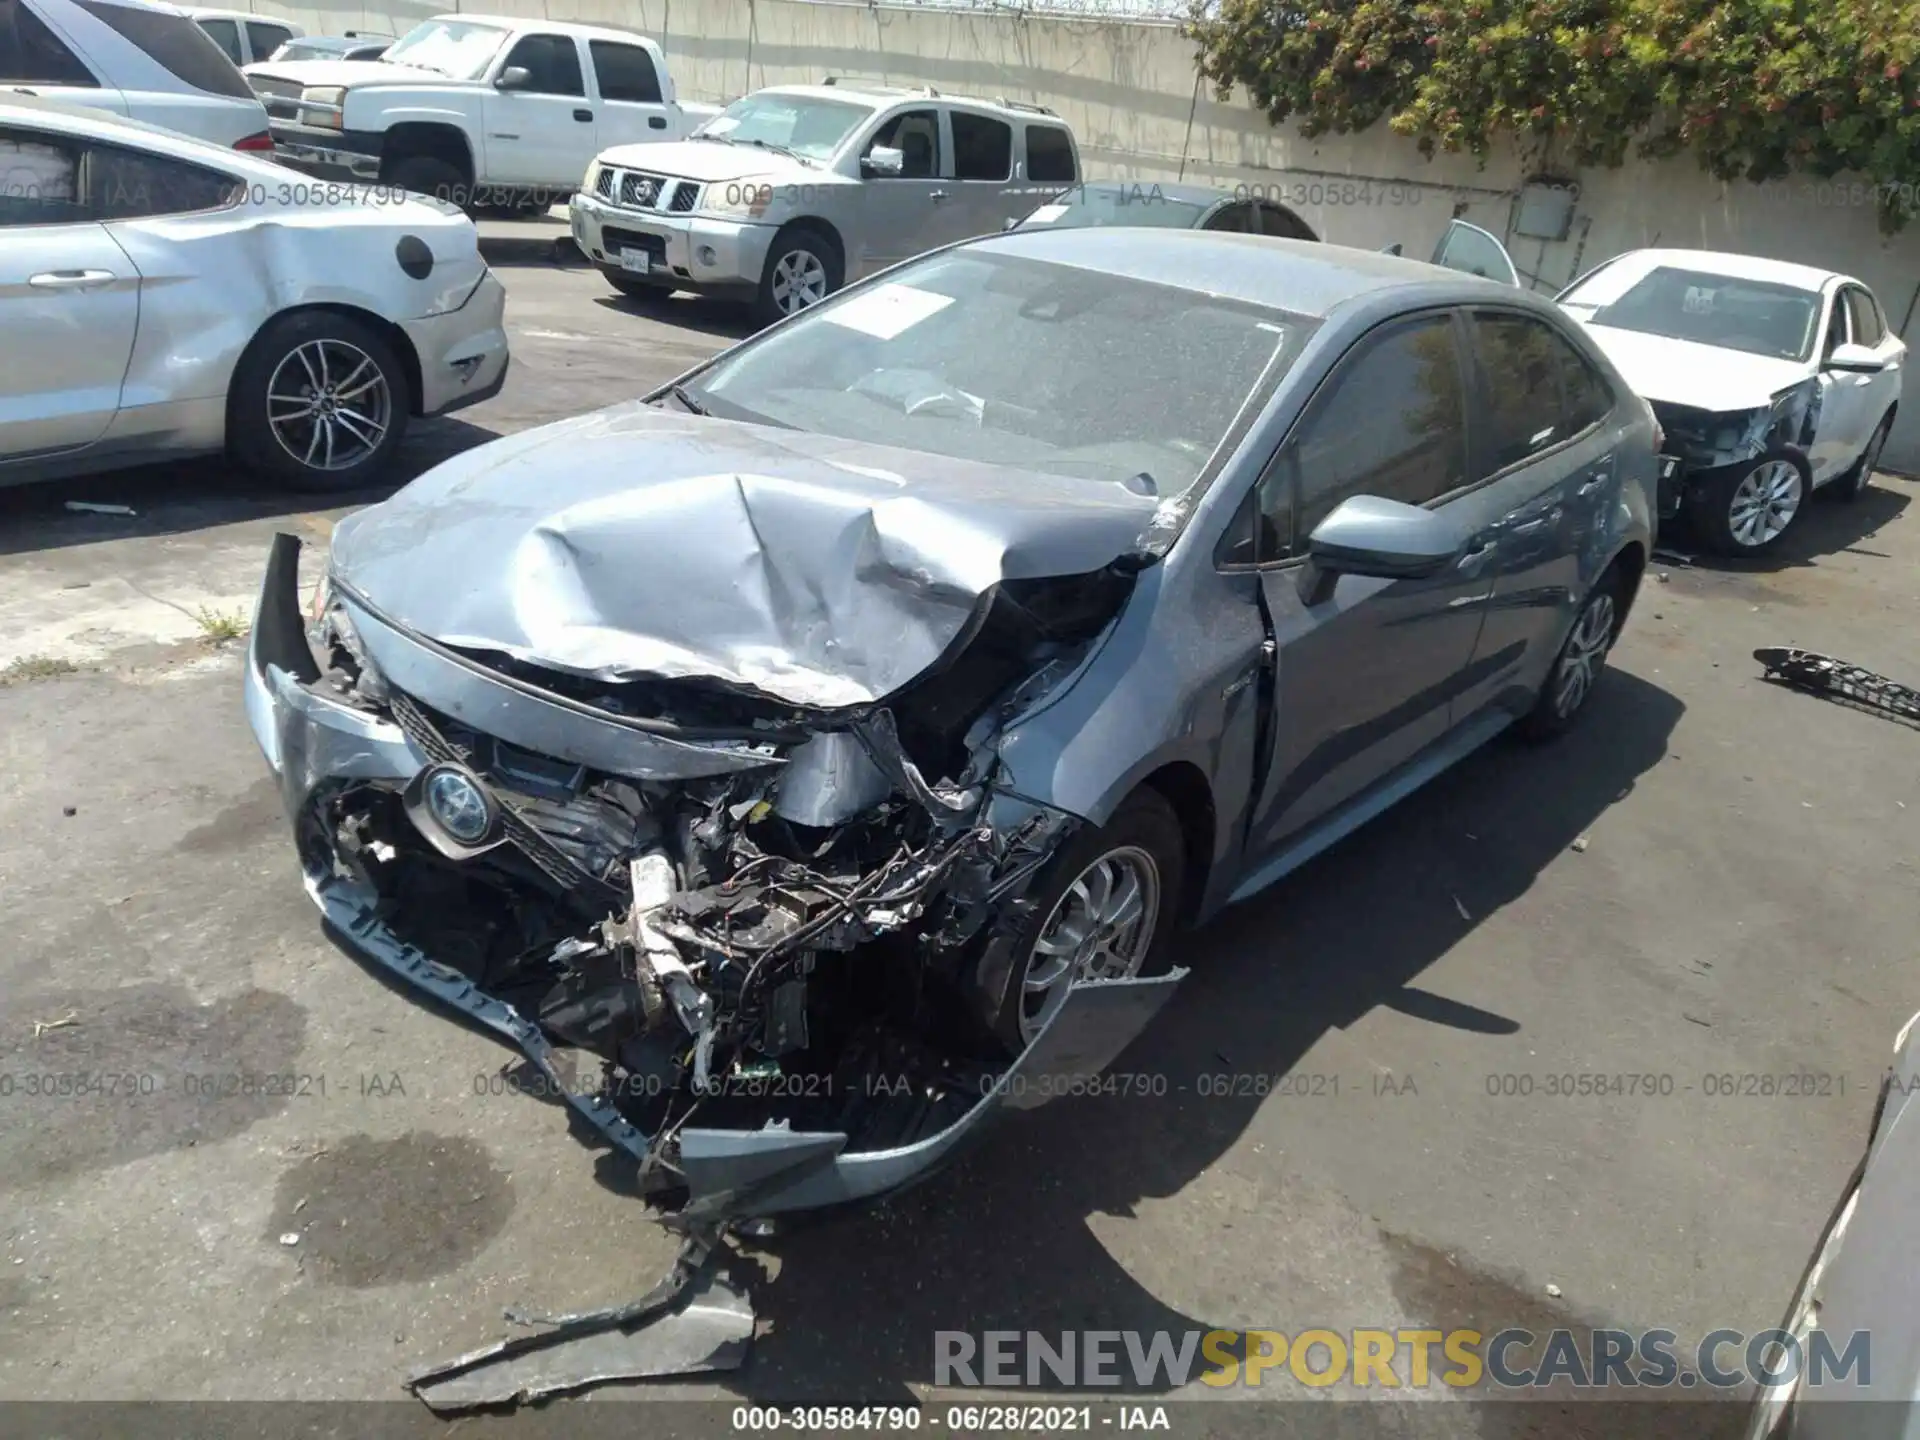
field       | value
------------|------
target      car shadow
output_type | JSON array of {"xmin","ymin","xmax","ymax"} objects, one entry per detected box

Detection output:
[
  {"xmin": 590, "ymin": 291, "xmax": 762, "ymax": 344},
  {"xmin": 717, "ymin": 668, "xmax": 1687, "ymax": 1414},
  {"xmin": 1661, "ymin": 476, "xmax": 1910, "ymax": 572},
  {"xmin": 0, "ymin": 415, "xmax": 501, "ymax": 559}
]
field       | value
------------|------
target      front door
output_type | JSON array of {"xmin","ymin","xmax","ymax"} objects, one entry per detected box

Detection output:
[
  {"xmin": 1244, "ymin": 310, "xmax": 1495, "ymax": 853},
  {"xmin": 853, "ymin": 107, "xmax": 954, "ymax": 274},
  {"xmin": 0, "ymin": 127, "xmax": 137, "ymax": 461},
  {"xmin": 1811, "ymin": 284, "xmax": 1900, "ymax": 482},
  {"xmin": 1431, "ymin": 219, "xmax": 1522, "ymax": 288},
  {"xmin": 483, "ymin": 32, "xmax": 595, "ymax": 187}
]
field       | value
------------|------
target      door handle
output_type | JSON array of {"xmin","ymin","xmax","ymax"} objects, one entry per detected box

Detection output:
[
  {"xmin": 929, "ymin": 189, "xmax": 949, "ymax": 202},
  {"xmin": 1577, "ymin": 473, "xmax": 1610, "ymax": 495},
  {"xmin": 1511, "ymin": 509, "xmax": 1561, "ymax": 534},
  {"xmin": 573, "ymin": 108, "xmax": 593, "ymax": 122},
  {"xmin": 1457, "ymin": 538, "xmax": 1497, "ymax": 571},
  {"xmin": 648, "ymin": 115, "xmax": 666, "ymax": 130},
  {"xmin": 29, "ymin": 269, "xmax": 115, "ymax": 290}
]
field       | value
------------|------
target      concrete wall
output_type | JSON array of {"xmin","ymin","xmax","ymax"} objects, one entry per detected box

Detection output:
[{"xmin": 251, "ymin": 0, "xmax": 1920, "ymax": 469}]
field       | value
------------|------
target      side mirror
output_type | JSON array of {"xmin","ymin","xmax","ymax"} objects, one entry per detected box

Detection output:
[
  {"xmin": 1827, "ymin": 342, "xmax": 1886, "ymax": 374},
  {"xmin": 861, "ymin": 145, "xmax": 905, "ymax": 178},
  {"xmin": 1304, "ymin": 495, "xmax": 1471, "ymax": 583},
  {"xmin": 494, "ymin": 65, "xmax": 531, "ymax": 91}
]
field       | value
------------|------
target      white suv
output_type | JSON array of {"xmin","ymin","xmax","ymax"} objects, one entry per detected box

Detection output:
[{"xmin": 0, "ymin": 0, "xmax": 272, "ymax": 150}]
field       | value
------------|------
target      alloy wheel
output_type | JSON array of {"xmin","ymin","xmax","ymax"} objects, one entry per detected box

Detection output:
[
  {"xmin": 769, "ymin": 249, "xmax": 828, "ymax": 314},
  {"xmin": 266, "ymin": 339, "xmax": 392, "ymax": 473},
  {"xmin": 1728, "ymin": 459, "xmax": 1803, "ymax": 549},
  {"xmin": 1018, "ymin": 845, "xmax": 1161, "ymax": 1046},
  {"xmin": 1553, "ymin": 591, "xmax": 1616, "ymax": 719}
]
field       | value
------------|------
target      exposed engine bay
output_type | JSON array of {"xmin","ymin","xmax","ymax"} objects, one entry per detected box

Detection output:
[{"xmin": 295, "ymin": 560, "xmax": 1135, "ymax": 1207}]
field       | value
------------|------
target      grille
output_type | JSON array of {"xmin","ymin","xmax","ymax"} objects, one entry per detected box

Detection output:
[
  {"xmin": 595, "ymin": 166, "xmax": 615, "ymax": 199},
  {"xmin": 667, "ymin": 182, "xmax": 699, "ymax": 212},
  {"xmin": 600, "ymin": 168, "xmax": 697, "ymax": 214},
  {"xmin": 619, "ymin": 170, "xmax": 669, "ymax": 209}
]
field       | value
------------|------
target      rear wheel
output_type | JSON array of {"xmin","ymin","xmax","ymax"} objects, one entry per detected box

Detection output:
[
  {"xmin": 1518, "ymin": 567, "xmax": 1622, "ymax": 741},
  {"xmin": 228, "ymin": 311, "xmax": 409, "ymax": 492},
  {"xmin": 1832, "ymin": 413, "xmax": 1892, "ymax": 502},
  {"xmin": 991, "ymin": 788, "xmax": 1185, "ymax": 1054}
]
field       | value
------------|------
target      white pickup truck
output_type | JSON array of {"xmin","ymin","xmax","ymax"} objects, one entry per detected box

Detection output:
[{"xmin": 245, "ymin": 13, "xmax": 719, "ymax": 208}]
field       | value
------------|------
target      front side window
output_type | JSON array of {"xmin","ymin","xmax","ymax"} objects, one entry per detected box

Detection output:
[
  {"xmin": 499, "ymin": 34, "xmax": 582, "ymax": 97},
  {"xmin": 866, "ymin": 108, "xmax": 939, "ymax": 179},
  {"xmin": 692, "ymin": 92, "xmax": 870, "ymax": 163},
  {"xmin": 1289, "ymin": 314, "xmax": 1469, "ymax": 540},
  {"xmin": 1025, "ymin": 123, "xmax": 1074, "ymax": 183},
  {"xmin": 380, "ymin": 19, "xmax": 507, "ymax": 81},
  {"xmin": 950, "ymin": 110, "xmax": 1011, "ymax": 181},
  {"xmin": 0, "ymin": 0, "xmax": 98, "ymax": 85},
  {"xmin": 589, "ymin": 40, "xmax": 660, "ymax": 104},
  {"xmin": 688, "ymin": 249, "xmax": 1313, "ymax": 505},
  {"xmin": 75, "ymin": 0, "xmax": 251, "ymax": 98},
  {"xmin": 196, "ymin": 16, "xmax": 240, "ymax": 63},
  {"xmin": 1845, "ymin": 287, "xmax": 1886, "ymax": 348},
  {"xmin": 0, "ymin": 126, "xmax": 82, "ymax": 224},
  {"xmin": 1564, "ymin": 262, "xmax": 1822, "ymax": 362}
]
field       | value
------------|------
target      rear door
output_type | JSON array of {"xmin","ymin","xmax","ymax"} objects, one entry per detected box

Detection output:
[
  {"xmin": 2, "ymin": 0, "xmax": 126, "ymax": 116},
  {"xmin": 587, "ymin": 38, "xmax": 670, "ymax": 149},
  {"xmin": 194, "ymin": 14, "xmax": 241, "ymax": 65},
  {"xmin": 241, "ymin": 19, "xmax": 290, "ymax": 65},
  {"xmin": 61, "ymin": 0, "xmax": 268, "ymax": 147},
  {"xmin": 483, "ymin": 31, "xmax": 595, "ymax": 186},
  {"xmin": 0, "ymin": 124, "xmax": 138, "ymax": 460},
  {"xmin": 1431, "ymin": 218, "xmax": 1522, "ymax": 287},
  {"xmin": 1448, "ymin": 307, "xmax": 1619, "ymax": 722},
  {"xmin": 1238, "ymin": 309, "xmax": 1494, "ymax": 851},
  {"xmin": 944, "ymin": 105, "xmax": 1018, "ymax": 241}
]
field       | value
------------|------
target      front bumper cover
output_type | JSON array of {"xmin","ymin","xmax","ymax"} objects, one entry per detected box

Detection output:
[
  {"xmin": 569, "ymin": 191, "xmax": 774, "ymax": 295},
  {"xmin": 244, "ymin": 534, "xmax": 1183, "ymax": 1219}
]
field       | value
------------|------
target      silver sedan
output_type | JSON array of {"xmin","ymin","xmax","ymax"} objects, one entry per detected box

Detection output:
[{"xmin": 0, "ymin": 93, "xmax": 509, "ymax": 491}]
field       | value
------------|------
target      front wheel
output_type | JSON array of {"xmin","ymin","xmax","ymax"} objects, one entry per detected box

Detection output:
[
  {"xmin": 1518, "ymin": 569, "xmax": 1622, "ymax": 741},
  {"xmin": 991, "ymin": 789, "xmax": 1186, "ymax": 1055},
  {"xmin": 228, "ymin": 311, "xmax": 409, "ymax": 492},
  {"xmin": 1687, "ymin": 450, "xmax": 1810, "ymax": 556},
  {"xmin": 753, "ymin": 225, "xmax": 842, "ymax": 327}
]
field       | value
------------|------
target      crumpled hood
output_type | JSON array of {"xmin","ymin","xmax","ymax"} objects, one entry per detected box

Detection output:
[
  {"xmin": 1577, "ymin": 323, "xmax": 1810, "ymax": 412},
  {"xmin": 592, "ymin": 139, "xmax": 826, "ymax": 186},
  {"xmin": 328, "ymin": 403, "xmax": 1161, "ymax": 710}
]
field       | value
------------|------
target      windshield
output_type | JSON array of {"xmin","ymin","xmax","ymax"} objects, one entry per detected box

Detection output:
[
  {"xmin": 1564, "ymin": 263, "xmax": 1822, "ymax": 362},
  {"xmin": 693, "ymin": 92, "xmax": 872, "ymax": 163},
  {"xmin": 380, "ymin": 19, "xmax": 506, "ymax": 79},
  {"xmin": 687, "ymin": 250, "xmax": 1313, "ymax": 500},
  {"xmin": 1020, "ymin": 184, "xmax": 1212, "ymax": 231}
]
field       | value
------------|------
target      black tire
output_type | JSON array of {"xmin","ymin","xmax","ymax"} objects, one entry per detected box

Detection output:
[
  {"xmin": 989, "ymin": 787, "xmax": 1186, "ymax": 1055},
  {"xmin": 1831, "ymin": 412, "xmax": 1892, "ymax": 502},
  {"xmin": 1685, "ymin": 448, "xmax": 1812, "ymax": 557},
  {"xmin": 753, "ymin": 224, "xmax": 843, "ymax": 327},
  {"xmin": 384, "ymin": 154, "xmax": 472, "ymax": 212},
  {"xmin": 1517, "ymin": 565, "xmax": 1624, "ymax": 742},
  {"xmin": 228, "ymin": 311, "xmax": 410, "ymax": 493}
]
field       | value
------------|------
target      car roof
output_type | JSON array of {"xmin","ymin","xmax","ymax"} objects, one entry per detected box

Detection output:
[
  {"xmin": 426, "ymin": 11, "xmax": 662, "ymax": 44},
  {"xmin": 1586, "ymin": 247, "xmax": 1841, "ymax": 293},
  {"xmin": 973, "ymin": 228, "xmax": 1538, "ymax": 318},
  {"xmin": 760, "ymin": 81, "xmax": 1062, "ymax": 120}
]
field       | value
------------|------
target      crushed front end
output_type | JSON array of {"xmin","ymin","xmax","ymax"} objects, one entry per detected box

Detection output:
[{"xmin": 244, "ymin": 533, "xmax": 1178, "ymax": 1223}]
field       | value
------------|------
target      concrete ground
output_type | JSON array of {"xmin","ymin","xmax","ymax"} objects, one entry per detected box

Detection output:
[{"xmin": 1, "ymin": 254, "xmax": 1918, "ymax": 1435}]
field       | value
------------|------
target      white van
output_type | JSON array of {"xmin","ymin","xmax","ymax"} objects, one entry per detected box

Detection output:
[{"xmin": 0, "ymin": 0, "xmax": 272, "ymax": 150}]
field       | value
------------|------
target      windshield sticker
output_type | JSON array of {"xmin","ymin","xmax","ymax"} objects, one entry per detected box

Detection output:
[
  {"xmin": 1025, "ymin": 203, "xmax": 1068, "ymax": 224},
  {"xmin": 1683, "ymin": 285, "xmax": 1716, "ymax": 314},
  {"xmin": 821, "ymin": 283, "xmax": 955, "ymax": 340}
]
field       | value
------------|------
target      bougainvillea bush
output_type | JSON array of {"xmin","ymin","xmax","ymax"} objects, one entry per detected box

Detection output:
[{"xmin": 1187, "ymin": 0, "xmax": 1920, "ymax": 229}]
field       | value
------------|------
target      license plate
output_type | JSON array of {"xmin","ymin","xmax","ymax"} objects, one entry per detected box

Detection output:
[{"xmin": 620, "ymin": 248, "xmax": 652, "ymax": 274}]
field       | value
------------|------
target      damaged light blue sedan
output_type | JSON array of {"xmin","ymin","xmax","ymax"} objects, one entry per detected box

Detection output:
[{"xmin": 244, "ymin": 229, "xmax": 1657, "ymax": 1225}]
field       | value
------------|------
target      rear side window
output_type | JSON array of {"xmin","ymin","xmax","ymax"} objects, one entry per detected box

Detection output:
[
  {"xmin": 589, "ymin": 39, "xmax": 660, "ymax": 103},
  {"xmin": 1024, "ymin": 123, "xmax": 1075, "ymax": 183},
  {"xmin": 1471, "ymin": 311, "xmax": 1613, "ymax": 471},
  {"xmin": 246, "ymin": 21, "xmax": 290, "ymax": 60},
  {"xmin": 0, "ymin": 127, "xmax": 83, "ymax": 223},
  {"xmin": 75, "ymin": 0, "xmax": 253, "ymax": 98},
  {"xmin": 951, "ymin": 111, "xmax": 1011, "ymax": 181},
  {"xmin": 86, "ymin": 140, "xmax": 241, "ymax": 218},
  {"xmin": 0, "ymin": 0, "xmax": 99, "ymax": 85},
  {"xmin": 197, "ymin": 16, "xmax": 240, "ymax": 63},
  {"xmin": 1556, "ymin": 342, "xmax": 1613, "ymax": 434}
]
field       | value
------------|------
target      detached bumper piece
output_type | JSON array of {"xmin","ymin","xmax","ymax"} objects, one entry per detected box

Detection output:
[{"xmin": 1756, "ymin": 648, "xmax": 1920, "ymax": 728}]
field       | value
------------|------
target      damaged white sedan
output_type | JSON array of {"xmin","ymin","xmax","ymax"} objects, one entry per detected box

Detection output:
[{"xmin": 245, "ymin": 230, "xmax": 1656, "ymax": 1251}]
